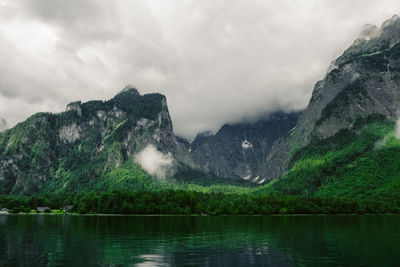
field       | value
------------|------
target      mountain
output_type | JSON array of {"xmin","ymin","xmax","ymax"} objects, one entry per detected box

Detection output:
[
  {"xmin": 263, "ymin": 114, "xmax": 400, "ymax": 201},
  {"xmin": 2, "ymin": 15, "xmax": 400, "ymax": 199},
  {"xmin": 0, "ymin": 118, "xmax": 6, "ymax": 132},
  {"xmin": 0, "ymin": 87, "xmax": 179, "ymax": 194},
  {"xmin": 179, "ymin": 112, "xmax": 299, "ymax": 183},
  {"xmin": 259, "ymin": 15, "xmax": 400, "ymax": 181}
]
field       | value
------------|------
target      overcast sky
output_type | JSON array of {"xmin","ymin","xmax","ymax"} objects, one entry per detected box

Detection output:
[{"xmin": 0, "ymin": 0, "xmax": 399, "ymax": 138}]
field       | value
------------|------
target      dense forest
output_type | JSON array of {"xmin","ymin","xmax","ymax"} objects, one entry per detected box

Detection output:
[
  {"xmin": 1, "ymin": 190, "xmax": 399, "ymax": 215},
  {"xmin": 2, "ymin": 115, "xmax": 400, "ymax": 215},
  {"xmin": 265, "ymin": 115, "xmax": 400, "ymax": 201}
]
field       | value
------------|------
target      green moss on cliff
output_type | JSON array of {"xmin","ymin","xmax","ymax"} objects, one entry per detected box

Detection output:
[{"xmin": 264, "ymin": 115, "xmax": 400, "ymax": 202}]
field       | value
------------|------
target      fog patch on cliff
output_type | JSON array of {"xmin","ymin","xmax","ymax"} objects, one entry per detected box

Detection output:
[
  {"xmin": 0, "ymin": 118, "xmax": 7, "ymax": 132},
  {"xmin": 395, "ymin": 118, "xmax": 400, "ymax": 139},
  {"xmin": 134, "ymin": 145, "xmax": 174, "ymax": 179}
]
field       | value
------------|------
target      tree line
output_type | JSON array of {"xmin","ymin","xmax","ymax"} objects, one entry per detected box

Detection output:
[{"xmin": 0, "ymin": 190, "xmax": 398, "ymax": 215}]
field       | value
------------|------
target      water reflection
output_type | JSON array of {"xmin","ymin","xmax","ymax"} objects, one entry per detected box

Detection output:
[{"xmin": 0, "ymin": 215, "xmax": 399, "ymax": 266}]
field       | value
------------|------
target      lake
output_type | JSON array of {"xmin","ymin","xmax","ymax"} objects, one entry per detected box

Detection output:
[{"xmin": 0, "ymin": 215, "xmax": 399, "ymax": 266}]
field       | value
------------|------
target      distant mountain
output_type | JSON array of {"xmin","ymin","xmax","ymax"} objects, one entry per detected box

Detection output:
[{"xmin": 179, "ymin": 112, "xmax": 299, "ymax": 183}]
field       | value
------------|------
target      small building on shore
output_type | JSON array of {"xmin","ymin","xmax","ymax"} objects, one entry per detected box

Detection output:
[
  {"xmin": 37, "ymin": 207, "xmax": 51, "ymax": 213},
  {"xmin": 63, "ymin": 206, "xmax": 73, "ymax": 212},
  {"xmin": 0, "ymin": 208, "xmax": 9, "ymax": 214}
]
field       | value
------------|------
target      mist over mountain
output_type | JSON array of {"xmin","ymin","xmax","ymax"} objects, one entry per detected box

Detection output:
[
  {"xmin": 1, "ymin": 1, "xmax": 399, "ymax": 139},
  {"xmin": 260, "ymin": 15, "xmax": 400, "ymax": 180}
]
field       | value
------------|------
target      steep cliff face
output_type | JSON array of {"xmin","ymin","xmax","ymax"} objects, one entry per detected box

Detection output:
[
  {"xmin": 181, "ymin": 112, "xmax": 299, "ymax": 182},
  {"xmin": 0, "ymin": 87, "xmax": 178, "ymax": 194},
  {"xmin": 260, "ymin": 15, "xmax": 400, "ymax": 180}
]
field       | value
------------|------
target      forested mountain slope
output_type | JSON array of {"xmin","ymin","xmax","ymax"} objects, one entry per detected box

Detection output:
[
  {"xmin": 260, "ymin": 15, "xmax": 400, "ymax": 181},
  {"xmin": 261, "ymin": 115, "xmax": 400, "ymax": 204},
  {"xmin": 0, "ymin": 87, "xmax": 178, "ymax": 194}
]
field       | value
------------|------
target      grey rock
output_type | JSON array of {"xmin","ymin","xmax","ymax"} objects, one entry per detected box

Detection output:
[
  {"xmin": 180, "ymin": 112, "xmax": 299, "ymax": 182},
  {"xmin": 259, "ymin": 14, "xmax": 400, "ymax": 180},
  {"xmin": 0, "ymin": 86, "xmax": 179, "ymax": 194}
]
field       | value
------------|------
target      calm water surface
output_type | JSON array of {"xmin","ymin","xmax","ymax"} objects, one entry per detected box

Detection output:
[{"xmin": 0, "ymin": 215, "xmax": 399, "ymax": 266}]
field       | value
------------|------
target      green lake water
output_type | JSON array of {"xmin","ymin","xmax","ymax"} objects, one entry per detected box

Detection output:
[{"xmin": 0, "ymin": 215, "xmax": 399, "ymax": 266}]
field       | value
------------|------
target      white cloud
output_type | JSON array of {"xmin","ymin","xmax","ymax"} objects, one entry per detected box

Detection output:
[
  {"xmin": 396, "ymin": 118, "xmax": 400, "ymax": 139},
  {"xmin": 134, "ymin": 145, "xmax": 174, "ymax": 179},
  {"xmin": 0, "ymin": 1, "xmax": 399, "ymax": 138}
]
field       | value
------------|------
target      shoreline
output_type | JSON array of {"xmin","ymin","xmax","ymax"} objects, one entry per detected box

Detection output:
[{"xmin": 1, "ymin": 213, "xmax": 399, "ymax": 217}]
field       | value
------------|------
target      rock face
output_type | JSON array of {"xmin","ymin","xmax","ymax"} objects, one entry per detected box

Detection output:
[
  {"xmin": 180, "ymin": 112, "xmax": 299, "ymax": 182},
  {"xmin": 0, "ymin": 87, "xmax": 178, "ymax": 194},
  {"xmin": 260, "ymin": 15, "xmax": 400, "ymax": 180}
]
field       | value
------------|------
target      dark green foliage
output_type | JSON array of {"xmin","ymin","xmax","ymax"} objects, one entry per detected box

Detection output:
[
  {"xmin": 89, "ymin": 161, "xmax": 157, "ymax": 191},
  {"xmin": 0, "ymin": 191, "xmax": 397, "ymax": 215},
  {"xmin": 1, "ymin": 82, "xmax": 400, "ymax": 216},
  {"xmin": 264, "ymin": 115, "xmax": 400, "ymax": 206},
  {"xmin": 10, "ymin": 206, "xmax": 31, "ymax": 214},
  {"xmin": 109, "ymin": 89, "xmax": 165, "ymax": 121},
  {"xmin": 0, "ymin": 88, "xmax": 174, "ymax": 195},
  {"xmin": 44, "ymin": 208, "xmax": 52, "ymax": 213},
  {"xmin": 0, "ymin": 113, "xmax": 60, "ymax": 194},
  {"xmin": 173, "ymin": 162, "xmax": 254, "ymax": 187}
]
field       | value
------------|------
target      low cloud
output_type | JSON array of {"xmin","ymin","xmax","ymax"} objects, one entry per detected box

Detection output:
[
  {"xmin": 374, "ymin": 134, "xmax": 390, "ymax": 149},
  {"xmin": 396, "ymin": 118, "xmax": 400, "ymax": 139},
  {"xmin": 134, "ymin": 145, "xmax": 174, "ymax": 179}
]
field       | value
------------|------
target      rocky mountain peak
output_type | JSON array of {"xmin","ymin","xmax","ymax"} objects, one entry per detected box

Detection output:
[
  {"xmin": 359, "ymin": 15, "xmax": 400, "ymax": 39},
  {"xmin": 118, "ymin": 85, "xmax": 140, "ymax": 96},
  {"xmin": 259, "ymin": 14, "xmax": 400, "ymax": 181},
  {"xmin": 358, "ymin": 24, "xmax": 379, "ymax": 40},
  {"xmin": 381, "ymin": 14, "xmax": 400, "ymax": 30},
  {"xmin": 339, "ymin": 14, "xmax": 400, "ymax": 63}
]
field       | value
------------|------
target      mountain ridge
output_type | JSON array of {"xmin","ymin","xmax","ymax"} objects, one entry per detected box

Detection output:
[
  {"xmin": 0, "ymin": 87, "xmax": 180, "ymax": 194},
  {"xmin": 258, "ymin": 14, "xmax": 400, "ymax": 181},
  {"xmin": 180, "ymin": 111, "xmax": 299, "ymax": 182}
]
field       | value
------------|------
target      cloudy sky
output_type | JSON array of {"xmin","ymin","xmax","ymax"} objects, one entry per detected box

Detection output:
[{"xmin": 0, "ymin": 0, "xmax": 399, "ymax": 138}]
